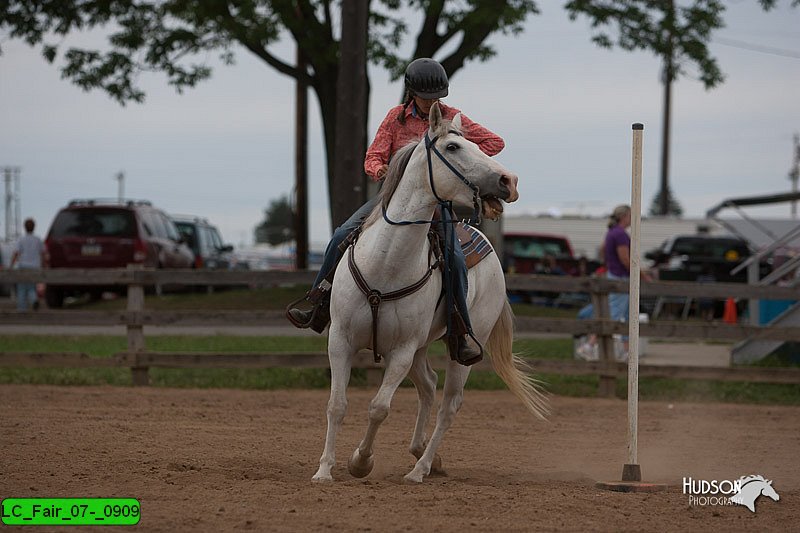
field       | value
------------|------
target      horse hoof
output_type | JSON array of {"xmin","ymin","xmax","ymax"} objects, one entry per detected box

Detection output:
[
  {"xmin": 348, "ymin": 449, "xmax": 374, "ymax": 478},
  {"xmin": 429, "ymin": 455, "xmax": 447, "ymax": 477},
  {"xmin": 403, "ymin": 472, "xmax": 424, "ymax": 484},
  {"xmin": 311, "ymin": 474, "xmax": 333, "ymax": 483}
]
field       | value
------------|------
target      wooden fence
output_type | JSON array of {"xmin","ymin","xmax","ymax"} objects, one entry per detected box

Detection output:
[{"xmin": 1, "ymin": 268, "xmax": 799, "ymax": 395}]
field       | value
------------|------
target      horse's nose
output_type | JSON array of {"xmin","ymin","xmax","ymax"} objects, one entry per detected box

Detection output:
[{"xmin": 500, "ymin": 174, "xmax": 519, "ymax": 202}]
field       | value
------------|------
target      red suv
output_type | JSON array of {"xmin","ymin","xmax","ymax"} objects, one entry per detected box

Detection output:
[{"xmin": 44, "ymin": 199, "xmax": 195, "ymax": 307}]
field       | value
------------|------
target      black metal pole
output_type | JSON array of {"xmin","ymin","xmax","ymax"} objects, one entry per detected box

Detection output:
[
  {"xmin": 659, "ymin": 2, "xmax": 674, "ymax": 217},
  {"xmin": 295, "ymin": 47, "xmax": 309, "ymax": 270}
]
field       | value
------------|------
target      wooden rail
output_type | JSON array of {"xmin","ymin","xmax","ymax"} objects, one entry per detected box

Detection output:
[{"xmin": 1, "ymin": 268, "xmax": 798, "ymax": 394}]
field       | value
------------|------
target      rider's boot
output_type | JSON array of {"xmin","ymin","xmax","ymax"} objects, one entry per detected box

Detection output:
[
  {"xmin": 446, "ymin": 310, "xmax": 484, "ymax": 366},
  {"xmin": 451, "ymin": 335, "xmax": 483, "ymax": 366},
  {"xmin": 286, "ymin": 280, "xmax": 331, "ymax": 334}
]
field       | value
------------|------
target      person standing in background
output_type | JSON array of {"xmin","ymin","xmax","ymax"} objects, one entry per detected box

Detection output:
[
  {"xmin": 604, "ymin": 204, "xmax": 654, "ymax": 355},
  {"xmin": 604, "ymin": 205, "xmax": 633, "ymax": 322},
  {"xmin": 11, "ymin": 218, "xmax": 47, "ymax": 311}
]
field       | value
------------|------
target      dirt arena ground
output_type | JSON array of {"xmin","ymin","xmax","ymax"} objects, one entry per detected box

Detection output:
[{"xmin": 2, "ymin": 385, "xmax": 798, "ymax": 532}]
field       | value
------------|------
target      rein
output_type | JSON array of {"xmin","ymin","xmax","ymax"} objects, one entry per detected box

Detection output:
[
  {"xmin": 381, "ymin": 130, "xmax": 482, "ymax": 227},
  {"xmin": 348, "ymin": 232, "xmax": 442, "ymax": 362}
]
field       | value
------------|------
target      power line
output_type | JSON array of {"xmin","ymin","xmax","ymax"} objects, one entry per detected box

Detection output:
[{"xmin": 714, "ymin": 37, "xmax": 800, "ymax": 60}]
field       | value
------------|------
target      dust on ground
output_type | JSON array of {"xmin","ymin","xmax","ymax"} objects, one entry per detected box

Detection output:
[{"xmin": 1, "ymin": 385, "xmax": 797, "ymax": 532}]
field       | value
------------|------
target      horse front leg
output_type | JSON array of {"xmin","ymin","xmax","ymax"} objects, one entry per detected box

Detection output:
[
  {"xmin": 312, "ymin": 332, "xmax": 354, "ymax": 482},
  {"xmin": 405, "ymin": 362, "xmax": 470, "ymax": 484},
  {"xmin": 348, "ymin": 346, "xmax": 415, "ymax": 478},
  {"xmin": 406, "ymin": 347, "xmax": 445, "ymax": 475}
]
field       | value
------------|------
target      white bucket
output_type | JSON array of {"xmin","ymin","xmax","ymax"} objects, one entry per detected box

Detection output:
[
  {"xmin": 573, "ymin": 313, "xmax": 649, "ymax": 362},
  {"xmin": 639, "ymin": 313, "xmax": 649, "ymax": 357}
]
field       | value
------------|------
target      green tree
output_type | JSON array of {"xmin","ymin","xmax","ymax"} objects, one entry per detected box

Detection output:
[
  {"xmin": 0, "ymin": 0, "xmax": 538, "ymax": 226},
  {"xmin": 255, "ymin": 195, "xmax": 294, "ymax": 245},
  {"xmin": 648, "ymin": 188, "xmax": 683, "ymax": 217},
  {"xmin": 3, "ymin": 1, "xmax": 793, "ymax": 223},
  {"xmin": 565, "ymin": 0, "xmax": 798, "ymax": 216},
  {"xmin": 565, "ymin": 0, "xmax": 797, "ymax": 89}
]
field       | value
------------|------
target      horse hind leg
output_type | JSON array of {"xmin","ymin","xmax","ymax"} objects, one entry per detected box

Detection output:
[
  {"xmin": 405, "ymin": 362, "xmax": 471, "ymax": 484},
  {"xmin": 348, "ymin": 346, "xmax": 415, "ymax": 479},
  {"xmin": 407, "ymin": 347, "xmax": 446, "ymax": 476},
  {"xmin": 312, "ymin": 332, "xmax": 354, "ymax": 482}
]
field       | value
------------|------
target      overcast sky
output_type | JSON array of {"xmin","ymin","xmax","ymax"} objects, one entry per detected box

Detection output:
[{"xmin": 1, "ymin": 2, "xmax": 798, "ymax": 248}]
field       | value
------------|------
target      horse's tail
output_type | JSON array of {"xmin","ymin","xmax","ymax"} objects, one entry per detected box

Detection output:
[{"xmin": 486, "ymin": 299, "xmax": 549, "ymax": 420}]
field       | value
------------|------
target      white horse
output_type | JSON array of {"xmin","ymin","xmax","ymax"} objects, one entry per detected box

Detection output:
[{"xmin": 312, "ymin": 103, "xmax": 548, "ymax": 484}]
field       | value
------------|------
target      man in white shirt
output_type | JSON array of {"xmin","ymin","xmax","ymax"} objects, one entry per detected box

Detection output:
[{"xmin": 11, "ymin": 218, "xmax": 47, "ymax": 310}]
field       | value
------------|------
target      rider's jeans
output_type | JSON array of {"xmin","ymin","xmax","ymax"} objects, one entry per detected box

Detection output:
[
  {"xmin": 312, "ymin": 197, "xmax": 379, "ymax": 288},
  {"xmin": 312, "ymin": 198, "xmax": 473, "ymax": 335}
]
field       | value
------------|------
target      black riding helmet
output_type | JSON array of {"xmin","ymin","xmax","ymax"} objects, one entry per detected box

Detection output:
[{"xmin": 404, "ymin": 58, "xmax": 449, "ymax": 99}]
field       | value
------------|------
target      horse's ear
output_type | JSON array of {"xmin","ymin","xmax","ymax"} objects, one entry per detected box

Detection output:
[
  {"xmin": 429, "ymin": 102, "xmax": 442, "ymax": 132},
  {"xmin": 452, "ymin": 112, "xmax": 462, "ymax": 131}
]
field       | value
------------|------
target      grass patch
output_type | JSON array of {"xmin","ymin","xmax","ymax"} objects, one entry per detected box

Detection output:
[
  {"xmin": 65, "ymin": 286, "xmax": 309, "ymax": 311},
  {"xmin": 751, "ymin": 343, "xmax": 800, "ymax": 368},
  {"xmin": 2, "ymin": 333, "xmax": 798, "ymax": 405},
  {"xmin": 621, "ymin": 378, "xmax": 800, "ymax": 405},
  {"xmin": 510, "ymin": 304, "xmax": 580, "ymax": 319},
  {"xmin": 67, "ymin": 285, "xmax": 584, "ymax": 316}
]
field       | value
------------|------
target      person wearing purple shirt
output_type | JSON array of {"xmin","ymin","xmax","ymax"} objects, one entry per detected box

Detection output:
[
  {"xmin": 575, "ymin": 205, "xmax": 654, "ymax": 360},
  {"xmin": 604, "ymin": 205, "xmax": 632, "ymax": 322}
]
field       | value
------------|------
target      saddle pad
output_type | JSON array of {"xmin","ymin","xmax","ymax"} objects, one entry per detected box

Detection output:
[{"xmin": 456, "ymin": 222, "xmax": 494, "ymax": 269}]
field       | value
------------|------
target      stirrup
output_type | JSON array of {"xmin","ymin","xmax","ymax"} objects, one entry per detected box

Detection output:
[
  {"xmin": 447, "ymin": 335, "xmax": 484, "ymax": 366},
  {"xmin": 308, "ymin": 299, "xmax": 331, "ymax": 334},
  {"xmin": 285, "ymin": 297, "xmax": 330, "ymax": 333},
  {"xmin": 285, "ymin": 281, "xmax": 331, "ymax": 333}
]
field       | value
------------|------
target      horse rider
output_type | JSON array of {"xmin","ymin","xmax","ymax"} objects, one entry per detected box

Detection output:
[{"xmin": 286, "ymin": 57, "xmax": 505, "ymax": 365}]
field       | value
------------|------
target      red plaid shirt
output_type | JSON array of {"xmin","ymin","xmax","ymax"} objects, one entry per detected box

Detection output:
[{"xmin": 364, "ymin": 102, "xmax": 505, "ymax": 180}]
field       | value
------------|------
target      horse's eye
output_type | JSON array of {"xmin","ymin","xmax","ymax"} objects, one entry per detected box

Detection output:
[{"xmin": 446, "ymin": 142, "xmax": 459, "ymax": 152}]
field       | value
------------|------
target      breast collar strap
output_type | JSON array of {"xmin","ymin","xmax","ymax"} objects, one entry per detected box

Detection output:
[{"xmin": 347, "ymin": 232, "xmax": 442, "ymax": 363}]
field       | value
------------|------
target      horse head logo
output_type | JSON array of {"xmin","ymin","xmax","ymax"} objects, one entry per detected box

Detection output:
[{"xmin": 730, "ymin": 475, "xmax": 780, "ymax": 513}]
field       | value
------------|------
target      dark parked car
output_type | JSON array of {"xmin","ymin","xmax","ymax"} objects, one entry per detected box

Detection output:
[
  {"xmin": 503, "ymin": 232, "xmax": 595, "ymax": 305},
  {"xmin": 645, "ymin": 235, "xmax": 762, "ymax": 283},
  {"xmin": 170, "ymin": 215, "xmax": 236, "ymax": 270},
  {"xmin": 44, "ymin": 199, "xmax": 195, "ymax": 307},
  {"xmin": 503, "ymin": 232, "xmax": 576, "ymax": 274}
]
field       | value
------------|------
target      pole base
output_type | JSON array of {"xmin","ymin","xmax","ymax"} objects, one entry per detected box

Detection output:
[
  {"xmin": 595, "ymin": 463, "xmax": 669, "ymax": 492},
  {"xmin": 622, "ymin": 463, "xmax": 642, "ymax": 482},
  {"xmin": 595, "ymin": 480, "xmax": 669, "ymax": 493}
]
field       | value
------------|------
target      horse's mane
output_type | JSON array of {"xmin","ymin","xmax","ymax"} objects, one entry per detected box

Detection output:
[
  {"xmin": 361, "ymin": 141, "xmax": 418, "ymax": 228},
  {"xmin": 362, "ymin": 116, "xmax": 454, "ymax": 229},
  {"xmin": 738, "ymin": 474, "xmax": 769, "ymax": 485}
]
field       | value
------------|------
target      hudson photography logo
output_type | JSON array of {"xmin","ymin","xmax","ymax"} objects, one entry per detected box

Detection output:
[{"xmin": 683, "ymin": 474, "xmax": 780, "ymax": 513}]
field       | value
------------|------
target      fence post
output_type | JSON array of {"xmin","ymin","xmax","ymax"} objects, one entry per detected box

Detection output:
[
  {"xmin": 591, "ymin": 289, "xmax": 616, "ymax": 397},
  {"xmin": 127, "ymin": 265, "xmax": 149, "ymax": 386}
]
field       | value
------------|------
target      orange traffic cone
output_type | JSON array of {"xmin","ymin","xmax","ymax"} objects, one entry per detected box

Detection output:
[{"xmin": 723, "ymin": 297, "xmax": 738, "ymax": 324}]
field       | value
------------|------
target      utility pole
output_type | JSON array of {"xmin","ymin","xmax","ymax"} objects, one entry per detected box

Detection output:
[
  {"xmin": 116, "ymin": 171, "xmax": 125, "ymax": 202},
  {"xmin": 295, "ymin": 45, "xmax": 309, "ymax": 270},
  {"xmin": 658, "ymin": 0, "xmax": 675, "ymax": 217},
  {"xmin": 790, "ymin": 133, "xmax": 799, "ymax": 219},
  {"xmin": 3, "ymin": 166, "xmax": 22, "ymax": 241}
]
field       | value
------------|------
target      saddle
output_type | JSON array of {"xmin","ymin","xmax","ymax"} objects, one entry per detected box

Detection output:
[
  {"xmin": 338, "ymin": 219, "xmax": 494, "ymax": 271},
  {"xmin": 454, "ymin": 221, "xmax": 494, "ymax": 270},
  {"xmin": 292, "ymin": 219, "xmax": 495, "ymax": 357}
]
